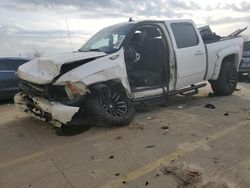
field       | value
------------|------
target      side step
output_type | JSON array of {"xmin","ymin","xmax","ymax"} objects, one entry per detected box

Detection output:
[
  {"xmin": 132, "ymin": 83, "xmax": 207, "ymax": 106},
  {"xmin": 166, "ymin": 83, "xmax": 207, "ymax": 96}
]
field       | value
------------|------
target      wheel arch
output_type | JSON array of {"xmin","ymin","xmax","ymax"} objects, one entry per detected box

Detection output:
[
  {"xmin": 222, "ymin": 54, "xmax": 240, "ymax": 68},
  {"xmin": 88, "ymin": 79, "xmax": 132, "ymax": 99},
  {"xmin": 212, "ymin": 52, "xmax": 240, "ymax": 80}
]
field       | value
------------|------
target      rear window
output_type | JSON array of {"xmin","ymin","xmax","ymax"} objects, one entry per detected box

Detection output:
[
  {"xmin": 0, "ymin": 59, "xmax": 28, "ymax": 70},
  {"xmin": 243, "ymin": 41, "xmax": 250, "ymax": 51},
  {"xmin": 0, "ymin": 60, "xmax": 13, "ymax": 70},
  {"xmin": 171, "ymin": 22, "xmax": 199, "ymax": 49},
  {"xmin": 12, "ymin": 60, "xmax": 28, "ymax": 69}
]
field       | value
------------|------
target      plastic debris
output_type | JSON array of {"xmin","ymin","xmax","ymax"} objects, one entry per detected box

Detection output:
[{"xmin": 204, "ymin": 103, "xmax": 215, "ymax": 109}]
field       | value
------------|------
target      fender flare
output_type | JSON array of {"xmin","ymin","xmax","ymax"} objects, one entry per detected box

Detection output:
[
  {"xmin": 211, "ymin": 45, "xmax": 241, "ymax": 80},
  {"xmin": 88, "ymin": 80, "xmax": 132, "ymax": 99}
]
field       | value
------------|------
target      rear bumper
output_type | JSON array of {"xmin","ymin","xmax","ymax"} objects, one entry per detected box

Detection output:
[
  {"xmin": 14, "ymin": 93, "xmax": 80, "ymax": 127},
  {"xmin": 238, "ymin": 68, "xmax": 250, "ymax": 73},
  {"xmin": 239, "ymin": 59, "xmax": 250, "ymax": 73}
]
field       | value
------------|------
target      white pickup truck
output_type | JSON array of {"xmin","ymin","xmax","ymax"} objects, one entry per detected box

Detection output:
[{"xmin": 14, "ymin": 19, "xmax": 244, "ymax": 128}]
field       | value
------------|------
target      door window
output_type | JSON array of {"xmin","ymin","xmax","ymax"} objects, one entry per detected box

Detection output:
[
  {"xmin": 171, "ymin": 22, "xmax": 199, "ymax": 49},
  {"xmin": 0, "ymin": 59, "xmax": 27, "ymax": 71}
]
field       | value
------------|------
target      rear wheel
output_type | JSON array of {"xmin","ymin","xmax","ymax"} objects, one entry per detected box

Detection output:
[
  {"xmin": 210, "ymin": 61, "xmax": 237, "ymax": 96},
  {"xmin": 86, "ymin": 85, "xmax": 135, "ymax": 127}
]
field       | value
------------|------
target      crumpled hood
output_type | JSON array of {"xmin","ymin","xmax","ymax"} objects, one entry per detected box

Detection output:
[{"xmin": 17, "ymin": 51, "xmax": 106, "ymax": 84}]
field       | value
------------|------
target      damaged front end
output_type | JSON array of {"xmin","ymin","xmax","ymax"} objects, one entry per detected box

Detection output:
[
  {"xmin": 14, "ymin": 47, "xmax": 131, "ymax": 128},
  {"xmin": 15, "ymin": 80, "xmax": 88, "ymax": 127}
]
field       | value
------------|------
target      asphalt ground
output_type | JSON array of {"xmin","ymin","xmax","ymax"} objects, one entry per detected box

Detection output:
[{"xmin": 0, "ymin": 82, "xmax": 250, "ymax": 188}]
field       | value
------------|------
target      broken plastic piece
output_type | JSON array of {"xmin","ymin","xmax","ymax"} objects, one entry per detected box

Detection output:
[{"xmin": 204, "ymin": 103, "xmax": 215, "ymax": 109}]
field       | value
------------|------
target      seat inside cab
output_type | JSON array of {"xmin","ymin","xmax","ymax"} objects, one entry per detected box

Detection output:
[{"xmin": 125, "ymin": 25, "xmax": 168, "ymax": 90}]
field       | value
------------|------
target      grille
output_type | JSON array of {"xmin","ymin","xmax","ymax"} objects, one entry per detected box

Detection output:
[{"xmin": 19, "ymin": 80, "xmax": 68, "ymax": 101}]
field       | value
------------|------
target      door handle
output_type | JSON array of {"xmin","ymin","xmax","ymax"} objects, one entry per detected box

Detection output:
[{"xmin": 195, "ymin": 51, "xmax": 205, "ymax": 56}]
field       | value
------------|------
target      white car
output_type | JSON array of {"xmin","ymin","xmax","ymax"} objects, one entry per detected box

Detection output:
[{"xmin": 15, "ymin": 19, "xmax": 244, "ymax": 128}]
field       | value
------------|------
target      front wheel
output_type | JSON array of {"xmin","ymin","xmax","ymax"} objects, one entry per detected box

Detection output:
[
  {"xmin": 86, "ymin": 86, "xmax": 135, "ymax": 127},
  {"xmin": 210, "ymin": 61, "xmax": 237, "ymax": 96}
]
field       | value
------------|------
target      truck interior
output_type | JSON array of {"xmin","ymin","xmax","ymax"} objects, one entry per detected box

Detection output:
[{"xmin": 125, "ymin": 24, "xmax": 169, "ymax": 92}]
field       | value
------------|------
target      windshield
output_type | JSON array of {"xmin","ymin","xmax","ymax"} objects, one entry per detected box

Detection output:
[{"xmin": 79, "ymin": 23, "xmax": 134, "ymax": 54}]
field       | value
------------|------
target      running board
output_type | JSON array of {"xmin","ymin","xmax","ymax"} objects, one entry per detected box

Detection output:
[
  {"xmin": 132, "ymin": 83, "xmax": 207, "ymax": 104},
  {"xmin": 166, "ymin": 83, "xmax": 207, "ymax": 96}
]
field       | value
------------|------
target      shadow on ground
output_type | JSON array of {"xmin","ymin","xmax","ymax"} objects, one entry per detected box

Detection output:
[{"xmin": 55, "ymin": 124, "xmax": 92, "ymax": 136}]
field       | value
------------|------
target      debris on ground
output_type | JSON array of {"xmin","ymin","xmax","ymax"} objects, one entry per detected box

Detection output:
[
  {"xmin": 90, "ymin": 156, "xmax": 97, "ymax": 160},
  {"xmin": 204, "ymin": 103, "xmax": 216, "ymax": 109},
  {"xmin": 108, "ymin": 155, "xmax": 114, "ymax": 159},
  {"xmin": 161, "ymin": 126, "xmax": 169, "ymax": 130},
  {"xmin": 145, "ymin": 181, "xmax": 149, "ymax": 186},
  {"xmin": 235, "ymin": 88, "xmax": 241, "ymax": 91},
  {"xmin": 115, "ymin": 136, "xmax": 122, "ymax": 140},
  {"xmin": 224, "ymin": 112, "xmax": 229, "ymax": 116},
  {"xmin": 212, "ymin": 157, "xmax": 219, "ymax": 164},
  {"xmin": 147, "ymin": 116, "xmax": 155, "ymax": 120},
  {"xmin": 161, "ymin": 163, "xmax": 202, "ymax": 187},
  {"xmin": 145, "ymin": 145, "xmax": 155, "ymax": 148},
  {"xmin": 115, "ymin": 173, "xmax": 120, "ymax": 176},
  {"xmin": 177, "ymin": 105, "xmax": 185, "ymax": 109}
]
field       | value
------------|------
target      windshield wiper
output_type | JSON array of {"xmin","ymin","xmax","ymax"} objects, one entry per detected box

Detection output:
[
  {"xmin": 78, "ymin": 49, "xmax": 87, "ymax": 52},
  {"xmin": 78, "ymin": 48, "xmax": 101, "ymax": 52},
  {"xmin": 89, "ymin": 48, "xmax": 101, "ymax": 52}
]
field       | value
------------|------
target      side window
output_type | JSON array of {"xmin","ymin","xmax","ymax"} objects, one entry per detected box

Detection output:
[
  {"xmin": 0, "ymin": 60, "xmax": 14, "ymax": 70},
  {"xmin": 171, "ymin": 22, "xmax": 199, "ymax": 49},
  {"xmin": 13, "ymin": 60, "xmax": 27, "ymax": 69}
]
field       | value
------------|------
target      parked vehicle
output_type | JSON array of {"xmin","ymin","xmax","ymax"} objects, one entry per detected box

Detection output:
[
  {"xmin": 238, "ymin": 41, "xmax": 250, "ymax": 81},
  {"xmin": 14, "ymin": 20, "xmax": 244, "ymax": 128},
  {"xmin": 0, "ymin": 57, "xmax": 29, "ymax": 100}
]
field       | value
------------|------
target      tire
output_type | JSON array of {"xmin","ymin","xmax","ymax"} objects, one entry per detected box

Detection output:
[
  {"xmin": 210, "ymin": 61, "xmax": 237, "ymax": 96},
  {"xmin": 86, "ymin": 85, "xmax": 135, "ymax": 127}
]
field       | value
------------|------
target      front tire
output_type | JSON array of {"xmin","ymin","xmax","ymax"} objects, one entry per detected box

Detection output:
[
  {"xmin": 86, "ymin": 86, "xmax": 135, "ymax": 127},
  {"xmin": 210, "ymin": 61, "xmax": 237, "ymax": 96}
]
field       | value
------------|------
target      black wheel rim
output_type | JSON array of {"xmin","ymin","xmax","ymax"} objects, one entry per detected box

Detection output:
[
  {"xmin": 226, "ymin": 69, "xmax": 236, "ymax": 89},
  {"xmin": 99, "ymin": 89, "xmax": 128, "ymax": 117}
]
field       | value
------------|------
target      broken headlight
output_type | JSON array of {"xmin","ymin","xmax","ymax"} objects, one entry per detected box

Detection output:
[{"xmin": 64, "ymin": 81, "xmax": 89, "ymax": 100}]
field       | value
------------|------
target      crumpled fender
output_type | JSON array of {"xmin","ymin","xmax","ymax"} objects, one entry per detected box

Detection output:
[
  {"xmin": 17, "ymin": 51, "xmax": 106, "ymax": 84},
  {"xmin": 54, "ymin": 48, "xmax": 132, "ymax": 98}
]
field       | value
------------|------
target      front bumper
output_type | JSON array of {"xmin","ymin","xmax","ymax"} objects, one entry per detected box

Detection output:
[{"xmin": 14, "ymin": 93, "xmax": 80, "ymax": 127}]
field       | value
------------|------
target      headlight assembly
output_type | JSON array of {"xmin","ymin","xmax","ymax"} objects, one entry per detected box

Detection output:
[{"xmin": 64, "ymin": 81, "xmax": 89, "ymax": 100}]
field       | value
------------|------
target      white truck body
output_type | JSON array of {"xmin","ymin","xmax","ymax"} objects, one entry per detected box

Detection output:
[{"xmin": 14, "ymin": 19, "xmax": 244, "ymax": 127}]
